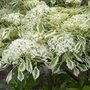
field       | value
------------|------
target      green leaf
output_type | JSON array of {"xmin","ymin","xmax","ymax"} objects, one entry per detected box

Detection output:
[
  {"xmin": 0, "ymin": 41, "xmax": 4, "ymax": 48},
  {"xmin": 45, "ymin": 31, "xmax": 56, "ymax": 38},
  {"xmin": 38, "ymin": 23, "xmax": 44, "ymax": 33},
  {"xmin": 18, "ymin": 30, "xmax": 24, "ymax": 38},
  {"xmin": 17, "ymin": 71, "xmax": 24, "ymax": 81},
  {"xmin": 32, "ymin": 66, "xmax": 40, "ymax": 80},
  {"xmin": 73, "ymin": 53, "xmax": 83, "ymax": 62},
  {"xmin": 74, "ymin": 42, "xmax": 81, "ymax": 52},
  {"xmin": 0, "ymin": 61, "xmax": 1, "ymax": 68},
  {"xmin": 6, "ymin": 70, "xmax": 12, "ymax": 83},
  {"xmin": 2, "ymin": 30, "xmax": 9, "ymax": 40},
  {"xmin": 50, "ymin": 56, "xmax": 59, "ymax": 69},
  {"xmin": 18, "ymin": 60, "xmax": 25, "ymax": 72},
  {"xmin": 51, "ymin": 0, "xmax": 56, "ymax": 5},
  {"xmin": 73, "ymin": 68, "xmax": 79, "ymax": 76},
  {"xmin": 77, "ymin": 64, "xmax": 87, "ymax": 71},
  {"xmin": 26, "ymin": 59, "xmax": 33, "ymax": 73},
  {"xmin": 66, "ymin": 58, "xmax": 74, "ymax": 70},
  {"xmin": 52, "ymin": 64, "xmax": 60, "ymax": 74}
]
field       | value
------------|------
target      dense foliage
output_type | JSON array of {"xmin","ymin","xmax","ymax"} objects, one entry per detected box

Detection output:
[{"xmin": 0, "ymin": 0, "xmax": 90, "ymax": 90}]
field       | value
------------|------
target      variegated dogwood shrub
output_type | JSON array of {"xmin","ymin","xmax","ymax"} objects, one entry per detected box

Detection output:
[{"xmin": 0, "ymin": 0, "xmax": 90, "ymax": 83}]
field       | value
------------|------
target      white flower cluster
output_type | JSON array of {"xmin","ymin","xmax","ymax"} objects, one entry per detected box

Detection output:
[
  {"xmin": 62, "ymin": 14, "xmax": 90, "ymax": 30},
  {"xmin": 1, "ymin": 12, "xmax": 23, "ymax": 25},
  {"xmin": 25, "ymin": 2, "xmax": 49, "ymax": 19},
  {"xmin": 48, "ymin": 33, "xmax": 75, "ymax": 56},
  {"xmin": 1, "ymin": 39, "xmax": 48, "ymax": 65},
  {"xmin": 72, "ymin": 14, "xmax": 90, "ymax": 29},
  {"xmin": 1, "ymin": 39, "xmax": 34, "ymax": 64},
  {"xmin": 72, "ymin": 14, "xmax": 89, "ymax": 21},
  {"xmin": 26, "ymin": 2, "xmax": 50, "ymax": 16},
  {"xmin": 20, "ymin": 2, "xmax": 49, "ymax": 31}
]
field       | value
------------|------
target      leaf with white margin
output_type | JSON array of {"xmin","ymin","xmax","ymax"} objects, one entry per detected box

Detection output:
[
  {"xmin": 51, "ymin": 0, "xmax": 56, "ymax": 5},
  {"xmin": 66, "ymin": 58, "xmax": 74, "ymax": 70},
  {"xmin": 77, "ymin": 64, "xmax": 87, "ymax": 71},
  {"xmin": 73, "ymin": 53, "xmax": 83, "ymax": 62},
  {"xmin": 26, "ymin": 59, "xmax": 33, "ymax": 73},
  {"xmin": 18, "ymin": 60, "xmax": 25, "ymax": 72},
  {"xmin": 17, "ymin": 71, "xmax": 24, "ymax": 81},
  {"xmin": 6, "ymin": 70, "xmax": 12, "ymax": 83},
  {"xmin": 73, "ymin": 68, "xmax": 79, "ymax": 76},
  {"xmin": 32, "ymin": 66, "xmax": 40, "ymax": 80},
  {"xmin": 50, "ymin": 56, "xmax": 59, "ymax": 69}
]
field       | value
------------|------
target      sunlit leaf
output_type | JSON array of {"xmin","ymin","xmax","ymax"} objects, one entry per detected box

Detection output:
[
  {"xmin": 50, "ymin": 56, "xmax": 59, "ymax": 69},
  {"xmin": 32, "ymin": 66, "xmax": 40, "ymax": 80},
  {"xmin": 66, "ymin": 58, "xmax": 74, "ymax": 70},
  {"xmin": 73, "ymin": 67, "xmax": 79, "ymax": 76},
  {"xmin": 26, "ymin": 59, "xmax": 33, "ymax": 73},
  {"xmin": 18, "ymin": 60, "xmax": 25, "ymax": 72},
  {"xmin": 73, "ymin": 53, "xmax": 83, "ymax": 62},
  {"xmin": 17, "ymin": 71, "xmax": 24, "ymax": 81},
  {"xmin": 77, "ymin": 64, "xmax": 87, "ymax": 71},
  {"xmin": 6, "ymin": 70, "xmax": 12, "ymax": 83}
]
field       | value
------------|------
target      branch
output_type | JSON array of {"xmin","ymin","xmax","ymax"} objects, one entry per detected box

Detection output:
[{"xmin": 63, "ymin": 66, "xmax": 80, "ymax": 82}]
